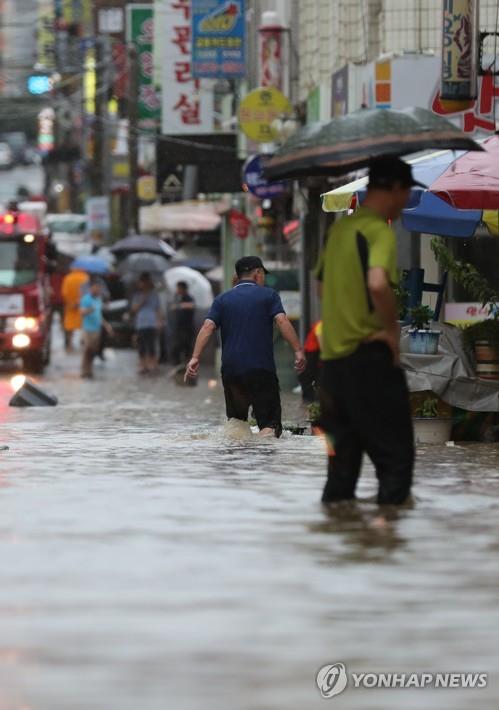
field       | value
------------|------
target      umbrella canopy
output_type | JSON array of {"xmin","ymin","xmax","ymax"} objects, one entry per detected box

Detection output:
[
  {"xmin": 430, "ymin": 135, "xmax": 499, "ymax": 210},
  {"xmin": 110, "ymin": 234, "xmax": 176, "ymax": 258},
  {"xmin": 71, "ymin": 255, "xmax": 109, "ymax": 274},
  {"xmin": 164, "ymin": 266, "xmax": 214, "ymax": 309},
  {"xmin": 322, "ymin": 149, "xmax": 484, "ymax": 239},
  {"xmin": 264, "ymin": 107, "xmax": 482, "ymax": 181},
  {"xmin": 117, "ymin": 253, "xmax": 170, "ymax": 276}
]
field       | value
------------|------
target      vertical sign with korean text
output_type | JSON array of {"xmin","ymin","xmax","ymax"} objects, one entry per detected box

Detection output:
[
  {"xmin": 162, "ymin": 0, "xmax": 214, "ymax": 134},
  {"xmin": 127, "ymin": 4, "xmax": 161, "ymax": 130},
  {"xmin": 191, "ymin": 0, "xmax": 245, "ymax": 78}
]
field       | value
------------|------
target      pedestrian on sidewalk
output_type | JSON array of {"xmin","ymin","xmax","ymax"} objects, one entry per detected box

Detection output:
[
  {"xmin": 130, "ymin": 272, "xmax": 162, "ymax": 375},
  {"xmin": 170, "ymin": 280, "xmax": 195, "ymax": 366},
  {"xmin": 316, "ymin": 156, "xmax": 417, "ymax": 506},
  {"xmin": 80, "ymin": 277, "xmax": 112, "ymax": 379},
  {"xmin": 185, "ymin": 256, "xmax": 306, "ymax": 438}
]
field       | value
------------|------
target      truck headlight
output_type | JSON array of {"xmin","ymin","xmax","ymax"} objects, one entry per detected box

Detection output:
[
  {"xmin": 12, "ymin": 333, "xmax": 31, "ymax": 349},
  {"xmin": 14, "ymin": 317, "xmax": 38, "ymax": 332}
]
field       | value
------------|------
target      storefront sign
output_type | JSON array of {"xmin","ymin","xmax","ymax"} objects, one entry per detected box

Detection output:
[
  {"xmin": 86, "ymin": 196, "xmax": 111, "ymax": 232},
  {"xmin": 192, "ymin": 0, "xmax": 245, "ymax": 78},
  {"xmin": 445, "ymin": 302, "xmax": 498, "ymax": 324},
  {"xmin": 433, "ymin": 71, "xmax": 499, "ymax": 133},
  {"xmin": 239, "ymin": 87, "xmax": 291, "ymax": 142},
  {"xmin": 242, "ymin": 154, "xmax": 286, "ymax": 198},
  {"xmin": 161, "ymin": 0, "xmax": 214, "ymax": 134},
  {"xmin": 127, "ymin": 4, "xmax": 161, "ymax": 130},
  {"xmin": 38, "ymin": 108, "xmax": 55, "ymax": 154},
  {"xmin": 441, "ymin": 0, "xmax": 478, "ymax": 105},
  {"xmin": 259, "ymin": 25, "xmax": 284, "ymax": 90}
]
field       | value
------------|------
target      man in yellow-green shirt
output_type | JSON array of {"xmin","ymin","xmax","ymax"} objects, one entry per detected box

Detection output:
[{"xmin": 316, "ymin": 157, "xmax": 420, "ymax": 506}]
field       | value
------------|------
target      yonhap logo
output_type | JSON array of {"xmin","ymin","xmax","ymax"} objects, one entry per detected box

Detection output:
[{"xmin": 316, "ymin": 663, "xmax": 348, "ymax": 698}]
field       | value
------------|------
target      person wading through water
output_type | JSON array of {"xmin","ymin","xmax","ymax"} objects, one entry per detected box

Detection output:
[
  {"xmin": 185, "ymin": 257, "xmax": 306, "ymax": 437},
  {"xmin": 316, "ymin": 156, "xmax": 420, "ymax": 506}
]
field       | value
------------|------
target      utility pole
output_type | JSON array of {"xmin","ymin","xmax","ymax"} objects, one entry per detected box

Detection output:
[
  {"xmin": 127, "ymin": 43, "xmax": 139, "ymax": 234},
  {"xmin": 92, "ymin": 36, "xmax": 107, "ymax": 196}
]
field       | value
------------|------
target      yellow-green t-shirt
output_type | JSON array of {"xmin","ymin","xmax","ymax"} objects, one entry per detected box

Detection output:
[{"xmin": 316, "ymin": 206, "xmax": 398, "ymax": 360}]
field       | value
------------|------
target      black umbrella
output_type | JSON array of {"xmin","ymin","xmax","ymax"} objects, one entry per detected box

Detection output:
[
  {"xmin": 110, "ymin": 234, "xmax": 176, "ymax": 258},
  {"xmin": 264, "ymin": 107, "xmax": 483, "ymax": 181}
]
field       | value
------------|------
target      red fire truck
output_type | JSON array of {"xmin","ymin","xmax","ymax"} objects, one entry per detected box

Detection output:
[{"xmin": 0, "ymin": 208, "xmax": 52, "ymax": 373}]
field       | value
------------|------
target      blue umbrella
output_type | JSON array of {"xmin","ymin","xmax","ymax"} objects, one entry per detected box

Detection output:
[
  {"xmin": 71, "ymin": 256, "xmax": 109, "ymax": 274},
  {"xmin": 402, "ymin": 191, "xmax": 482, "ymax": 237}
]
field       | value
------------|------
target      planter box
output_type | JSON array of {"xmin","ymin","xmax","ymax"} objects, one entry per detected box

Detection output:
[
  {"xmin": 474, "ymin": 340, "xmax": 499, "ymax": 381},
  {"xmin": 413, "ymin": 417, "xmax": 452, "ymax": 445},
  {"xmin": 409, "ymin": 329, "xmax": 441, "ymax": 355}
]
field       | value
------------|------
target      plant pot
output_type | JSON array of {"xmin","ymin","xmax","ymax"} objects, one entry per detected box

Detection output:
[
  {"xmin": 409, "ymin": 329, "xmax": 441, "ymax": 355},
  {"xmin": 413, "ymin": 417, "xmax": 452, "ymax": 445},
  {"xmin": 474, "ymin": 340, "xmax": 499, "ymax": 381}
]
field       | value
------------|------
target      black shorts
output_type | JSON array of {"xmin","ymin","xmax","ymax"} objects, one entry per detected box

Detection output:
[
  {"xmin": 137, "ymin": 328, "xmax": 157, "ymax": 357},
  {"xmin": 222, "ymin": 369, "xmax": 282, "ymax": 437}
]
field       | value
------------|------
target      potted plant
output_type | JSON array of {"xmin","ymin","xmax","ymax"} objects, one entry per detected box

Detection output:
[
  {"xmin": 431, "ymin": 238, "xmax": 499, "ymax": 379},
  {"xmin": 408, "ymin": 304, "xmax": 441, "ymax": 354},
  {"xmin": 412, "ymin": 394, "xmax": 453, "ymax": 445}
]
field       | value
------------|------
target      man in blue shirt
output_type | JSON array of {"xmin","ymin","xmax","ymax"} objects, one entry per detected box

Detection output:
[
  {"xmin": 80, "ymin": 277, "xmax": 111, "ymax": 378},
  {"xmin": 185, "ymin": 257, "xmax": 305, "ymax": 437}
]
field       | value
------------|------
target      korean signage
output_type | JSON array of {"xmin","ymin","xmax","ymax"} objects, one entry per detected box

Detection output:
[
  {"xmin": 433, "ymin": 72, "xmax": 499, "ymax": 134},
  {"xmin": 127, "ymin": 5, "xmax": 161, "ymax": 130},
  {"xmin": 441, "ymin": 0, "xmax": 478, "ymax": 103},
  {"xmin": 162, "ymin": 0, "xmax": 214, "ymax": 134},
  {"xmin": 239, "ymin": 87, "xmax": 291, "ymax": 142},
  {"xmin": 242, "ymin": 154, "xmax": 286, "ymax": 199},
  {"xmin": 192, "ymin": 0, "xmax": 245, "ymax": 78},
  {"xmin": 259, "ymin": 25, "xmax": 284, "ymax": 90},
  {"xmin": 37, "ymin": 0, "xmax": 56, "ymax": 70}
]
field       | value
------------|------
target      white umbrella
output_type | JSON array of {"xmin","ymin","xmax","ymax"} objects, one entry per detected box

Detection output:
[{"xmin": 164, "ymin": 266, "xmax": 214, "ymax": 309}]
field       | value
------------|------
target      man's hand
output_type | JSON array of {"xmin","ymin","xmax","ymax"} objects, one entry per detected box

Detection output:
[
  {"xmin": 367, "ymin": 327, "xmax": 400, "ymax": 366},
  {"xmin": 184, "ymin": 357, "xmax": 200, "ymax": 382},
  {"xmin": 294, "ymin": 348, "xmax": 306, "ymax": 373}
]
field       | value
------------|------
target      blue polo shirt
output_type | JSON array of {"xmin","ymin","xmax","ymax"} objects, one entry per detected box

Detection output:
[{"xmin": 207, "ymin": 280, "xmax": 285, "ymax": 376}]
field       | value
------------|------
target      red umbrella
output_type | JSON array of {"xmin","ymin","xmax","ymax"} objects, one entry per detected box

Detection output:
[{"xmin": 430, "ymin": 135, "xmax": 499, "ymax": 210}]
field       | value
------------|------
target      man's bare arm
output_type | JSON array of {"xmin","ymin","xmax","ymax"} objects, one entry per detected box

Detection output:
[
  {"xmin": 367, "ymin": 266, "xmax": 400, "ymax": 363},
  {"xmin": 274, "ymin": 313, "xmax": 306, "ymax": 373},
  {"xmin": 185, "ymin": 320, "xmax": 217, "ymax": 380}
]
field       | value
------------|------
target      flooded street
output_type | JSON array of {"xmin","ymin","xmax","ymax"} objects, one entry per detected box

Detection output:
[{"xmin": 0, "ymin": 338, "xmax": 498, "ymax": 710}]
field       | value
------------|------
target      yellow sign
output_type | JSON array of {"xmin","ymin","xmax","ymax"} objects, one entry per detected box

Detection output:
[
  {"xmin": 239, "ymin": 87, "xmax": 292, "ymax": 143},
  {"xmin": 138, "ymin": 175, "xmax": 156, "ymax": 202}
]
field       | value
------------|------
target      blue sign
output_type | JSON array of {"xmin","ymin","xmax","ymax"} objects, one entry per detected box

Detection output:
[
  {"xmin": 192, "ymin": 0, "xmax": 245, "ymax": 78},
  {"xmin": 243, "ymin": 154, "xmax": 287, "ymax": 199},
  {"xmin": 27, "ymin": 75, "xmax": 52, "ymax": 96}
]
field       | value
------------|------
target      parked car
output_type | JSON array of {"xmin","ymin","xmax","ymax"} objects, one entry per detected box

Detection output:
[
  {"xmin": 0, "ymin": 142, "xmax": 14, "ymax": 170},
  {"xmin": 0, "ymin": 132, "xmax": 29, "ymax": 165}
]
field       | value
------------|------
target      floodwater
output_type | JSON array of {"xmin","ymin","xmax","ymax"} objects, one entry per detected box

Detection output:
[{"xmin": 0, "ymin": 342, "xmax": 499, "ymax": 710}]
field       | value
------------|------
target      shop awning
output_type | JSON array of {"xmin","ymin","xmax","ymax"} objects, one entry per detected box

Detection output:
[{"xmin": 139, "ymin": 198, "xmax": 230, "ymax": 233}]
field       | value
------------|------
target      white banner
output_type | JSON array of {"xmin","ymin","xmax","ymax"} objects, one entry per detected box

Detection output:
[{"xmin": 161, "ymin": 0, "xmax": 213, "ymax": 134}]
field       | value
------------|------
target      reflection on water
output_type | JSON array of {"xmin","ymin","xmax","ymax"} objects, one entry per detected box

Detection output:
[{"xmin": 0, "ymin": 346, "xmax": 498, "ymax": 710}]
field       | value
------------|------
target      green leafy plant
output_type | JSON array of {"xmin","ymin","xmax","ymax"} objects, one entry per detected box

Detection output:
[
  {"xmin": 431, "ymin": 238, "xmax": 499, "ymax": 352},
  {"xmin": 409, "ymin": 304, "xmax": 434, "ymax": 330},
  {"xmin": 431, "ymin": 238, "xmax": 499, "ymax": 318},
  {"xmin": 415, "ymin": 397, "xmax": 439, "ymax": 418}
]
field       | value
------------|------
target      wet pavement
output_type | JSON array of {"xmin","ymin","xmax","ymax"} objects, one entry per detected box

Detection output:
[{"xmin": 1, "ymin": 338, "xmax": 499, "ymax": 710}]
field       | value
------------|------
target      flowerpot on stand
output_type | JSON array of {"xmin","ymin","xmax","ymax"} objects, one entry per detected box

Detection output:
[
  {"xmin": 413, "ymin": 417, "xmax": 452, "ymax": 444},
  {"xmin": 409, "ymin": 329, "xmax": 441, "ymax": 355}
]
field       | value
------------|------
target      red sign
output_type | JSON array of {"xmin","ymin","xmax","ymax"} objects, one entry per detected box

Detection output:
[
  {"xmin": 433, "ymin": 72, "xmax": 499, "ymax": 133},
  {"xmin": 229, "ymin": 209, "xmax": 251, "ymax": 239}
]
